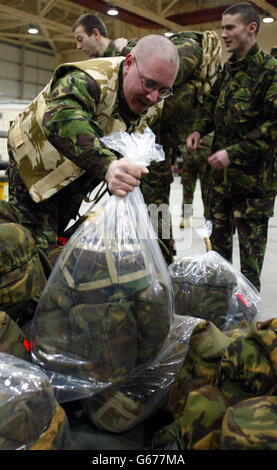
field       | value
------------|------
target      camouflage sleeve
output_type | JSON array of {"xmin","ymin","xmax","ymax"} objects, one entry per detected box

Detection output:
[
  {"xmin": 190, "ymin": 73, "xmax": 222, "ymax": 137},
  {"xmin": 226, "ymin": 70, "xmax": 277, "ymax": 166},
  {"xmin": 172, "ymin": 37, "xmax": 202, "ymax": 86},
  {"xmin": 103, "ymin": 40, "xmax": 118, "ymax": 57},
  {"xmin": 43, "ymin": 68, "xmax": 117, "ymax": 181},
  {"xmin": 120, "ymin": 38, "xmax": 138, "ymax": 57}
]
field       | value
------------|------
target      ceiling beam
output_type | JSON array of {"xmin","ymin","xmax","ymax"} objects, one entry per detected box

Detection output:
[
  {"xmin": 69, "ymin": 0, "xmax": 183, "ymax": 31},
  {"xmin": 40, "ymin": 0, "xmax": 58, "ymax": 17},
  {"xmin": 253, "ymin": 0, "xmax": 277, "ymax": 19},
  {"xmin": 0, "ymin": 4, "xmax": 72, "ymax": 35}
]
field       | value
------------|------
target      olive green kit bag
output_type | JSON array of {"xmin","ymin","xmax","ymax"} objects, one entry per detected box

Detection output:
[{"xmin": 31, "ymin": 129, "xmax": 174, "ymax": 403}]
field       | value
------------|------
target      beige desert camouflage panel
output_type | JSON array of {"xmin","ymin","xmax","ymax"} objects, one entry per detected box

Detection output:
[
  {"xmin": 8, "ymin": 57, "xmax": 162, "ymax": 203},
  {"xmin": 193, "ymin": 31, "xmax": 222, "ymax": 103},
  {"xmin": 28, "ymin": 402, "xmax": 71, "ymax": 450}
]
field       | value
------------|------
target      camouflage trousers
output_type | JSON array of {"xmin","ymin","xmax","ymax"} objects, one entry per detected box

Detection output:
[
  {"xmin": 208, "ymin": 189, "xmax": 276, "ymax": 291},
  {"xmin": 180, "ymin": 135, "xmax": 213, "ymax": 219},
  {"xmin": 141, "ymin": 158, "xmax": 175, "ymax": 264}
]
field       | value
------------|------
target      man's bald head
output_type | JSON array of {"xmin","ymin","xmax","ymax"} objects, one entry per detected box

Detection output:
[{"xmin": 132, "ymin": 34, "xmax": 179, "ymax": 70}]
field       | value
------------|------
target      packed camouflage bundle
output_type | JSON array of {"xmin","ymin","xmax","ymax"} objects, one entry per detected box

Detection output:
[
  {"xmin": 153, "ymin": 318, "xmax": 277, "ymax": 450},
  {"xmin": 0, "ymin": 353, "xmax": 71, "ymax": 450},
  {"xmin": 31, "ymin": 129, "xmax": 174, "ymax": 402},
  {"xmin": 170, "ymin": 251, "xmax": 260, "ymax": 330},
  {"xmin": 81, "ymin": 315, "xmax": 202, "ymax": 433},
  {"xmin": 0, "ymin": 222, "xmax": 47, "ymax": 327},
  {"xmin": 170, "ymin": 251, "xmax": 236, "ymax": 327},
  {"xmin": 169, "ymin": 222, "xmax": 260, "ymax": 330}
]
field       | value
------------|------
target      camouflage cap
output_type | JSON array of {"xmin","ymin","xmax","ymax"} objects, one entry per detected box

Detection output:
[
  {"xmin": 0, "ymin": 223, "xmax": 47, "ymax": 317},
  {"xmin": 221, "ymin": 396, "xmax": 277, "ymax": 450}
]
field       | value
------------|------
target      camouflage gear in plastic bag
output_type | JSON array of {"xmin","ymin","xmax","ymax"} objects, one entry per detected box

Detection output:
[
  {"xmin": 0, "ymin": 352, "xmax": 71, "ymax": 450},
  {"xmin": 169, "ymin": 222, "xmax": 260, "ymax": 331},
  {"xmin": 28, "ymin": 402, "xmax": 71, "ymax": 450},
  {"xmin": 81, "ymin": 315, "xmax": 201, "ymax": 433},
  {"xmin": 31, "ymin": 129, "xmax": 174, "ymax": 402}
]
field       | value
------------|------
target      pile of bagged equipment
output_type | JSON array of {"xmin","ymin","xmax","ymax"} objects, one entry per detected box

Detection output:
[{"xmin": 0, "ymin": 130, "xmax": 276, "ymax": 450}]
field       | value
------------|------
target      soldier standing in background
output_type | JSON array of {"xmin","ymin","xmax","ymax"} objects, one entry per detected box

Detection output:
[{"xmin": 187, "ymin": 2, "xmax": 277, "ymax": 291}]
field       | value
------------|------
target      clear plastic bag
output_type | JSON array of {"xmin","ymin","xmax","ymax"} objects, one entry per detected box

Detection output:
[
  {"xmin": 81, "ymin": 314, "xmax": 202, "ymax": 433},
  {"xmin": 31, "ymin": 128, "xmax": 174, "ymax": 402},
  {"xmin": 0, "ymin": 353, "xmax": 56, "ymax": 450},
  {"xmin": 170, "ymin": 221, "xmax": 261, "ymax": 331}
]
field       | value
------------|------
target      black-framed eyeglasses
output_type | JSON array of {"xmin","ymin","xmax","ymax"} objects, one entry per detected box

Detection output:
[{"xmin": 134, "ymin": 57, "xmax": 173, "ymax": 99}]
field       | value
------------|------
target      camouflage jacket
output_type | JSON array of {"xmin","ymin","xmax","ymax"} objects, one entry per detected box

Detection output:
[
  {"xmin": 8, "ymin": 57, "xmax": 162, "ymax": 203},
  {"xmin": 192, "ymin": 44, "xmax": 277, "ymax": 197},
  {"xmin": 7, "ymin": 58, "xmax": 162, "ymax": 251}
]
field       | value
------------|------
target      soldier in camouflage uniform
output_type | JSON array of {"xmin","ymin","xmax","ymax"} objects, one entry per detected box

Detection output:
[
  {"xmin": 72, "ymin": 12, "xmax": 125, "ymax": 59},
  {"xmin": 71, "ymin": 25, "xmax": 221, "ymax": 262},
  {"xmin": 187, "ymin": 2, "xmax": 277, "ymax": 291},
  {"xmin": 7, "ymin": 35, "xmax": 179, "ymax": 266}
]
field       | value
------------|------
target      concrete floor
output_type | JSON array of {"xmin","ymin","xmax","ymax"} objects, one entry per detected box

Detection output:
[{"xmin": 170, "ymin": 175, "xmax": 277, "ymax": 322}]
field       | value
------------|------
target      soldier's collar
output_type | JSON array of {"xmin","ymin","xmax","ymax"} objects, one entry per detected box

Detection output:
[
  {"xmin": 103, "ymin": 40, "xmax": 117, "ymax": 57},
  {"xmin": 226, "ymin": 43, "xmax": 259, "ymax": 71}
]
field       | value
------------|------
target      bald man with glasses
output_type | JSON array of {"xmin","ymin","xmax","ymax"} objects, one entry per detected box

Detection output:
[{"xmin": 8, "ymin": 35, "xmax": 179, "ymax": 263}]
